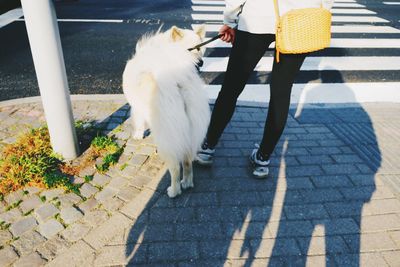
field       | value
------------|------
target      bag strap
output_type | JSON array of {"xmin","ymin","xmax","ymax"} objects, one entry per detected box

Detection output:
[
  {"xmin": 272, "ymin": 0, "xmax": 281, "ymax": 62},
  {"xmin": 273, "ymin": 0, "xmax": 280, "ymax": 20}
]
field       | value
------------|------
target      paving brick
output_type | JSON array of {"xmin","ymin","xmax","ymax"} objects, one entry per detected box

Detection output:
[
  {"xmin": 196, "ymin": 207, "xmax": 243, "ymax": 222},
  {"xmin": 382, "ymin": 251, "xmax": 400, "ymax": 267},
  {"xmin": 120, "ymin": 188, "xmax": 159, "ymax": 220},
  {"xmin": 321, "ymin": 164, "xmax": 361, "ymax": 175},
  {"xmin": 83, "ymin": 210, "xmax": 109, "ymax": 227},
  {"xmin": 38, "ymin": 219, "xmax": 64, "ymax": 239},
  {"xmin": 348, "ymin": 174, "xmax": 378, "ymax": 186},
  {"xmin": 296, "ymin": 155, "xmax": 334, "ymax": 165},
  {"xmin": 116, "ymin": 186, "xmax": 141, "ymax": 202},
  {"xmin": 10, "ymin": 216, "xmax": 38, "ymax": 237},
  {"xmin": 316, "ymin": 218, "xmax": 360, "ymax": 235},
  {"xmin": 334, "ymin": 253, "xmax": 389, "ymax": 267},
  {"xmin": 19, "ymin": 195, "xmax": 42, "ymax": 214},
  {"xmin": 310, "ymin": 175, "xmax": 353, "ymax": 188},
  {"xmin": 4, "ymin": 189, "xmax": 24, "ymax": 205},
  {"xmin": 60, "ymin": 207, "xmax": 83, "ymax": 225},
  {"xmin": 219, "ymin": 191, "xmax": 260, "ymax": 206},
  {"xmin": 175, "ymin": 222, "xmax": 224, "ymax": 241},
  {"xmin": 308, "ymin": 147, "xmax": 342, "ymax": 155},
  {"xmin": 46, "ymin": 240, "xmax": 95, "ymax": 267},
  {"xmin": 286, "ymin": 165, "xmax": 324, "ymax": 177},
  {"xmin": 107, "ymin": 176, "xmax": 129, "ymax": 190},
  {"xmin": 78, "ymin": 198, "xmax": 99, "ymax": 214},
  {"xmin": 0, "ymin": 246, "xmax": 18, "ymax": 266},
  {"xmin": 198, "ymin": 240, "xmax": 231, "ymax": 259},
  {"xmin": 360, "ymin": 214, "xmax": 400, "ymax": 233},
  {"xmin": 148, "ymin": 241, "xmax": 198, "ymax": 263},
  {"xmin": 332, "ymin": 154, "xmax": 364, "ymax": 164},
  {"xmin": 57, "ymin": 193, "xmax": 82, "ymax": 208},
  {"xmin": 37, "ymin": 235, "xmax": 71, "ymax": 261},
  {"xmin": 149, "ymin": 207, "xmax": 196, "ymax": 223},
  {"xmin": 284, "ymin": 204, "xmax": 329, "ymax": 220},
  {"xmin": 340, "ymin": 186, "xmax": 376, "ymax": 201},
  {"xmin": 94, "ymin": 244, "xmax": 143, "ymax": 266},
  {"xmin": 79, "ymin": 183, "xmax": 99, "ymax": 198},
  {"xmin": 34, "ymin": 203, "xmax": 59, "ymax": 223},
  {"xmin": 267, "ymin": 220, "xmax": 314, "ymax": 238},
  {"xmin": 94, "ymin": 186, "xmax": 119, "ymax": 203},
  {"xmin": 84, "ymin": 212, "xmax": 131, "ymax": 250},
  {"xmin": 343, "ymin": 232, "xmax": 398, "ymax": 253},
  {"xmin": 13, "ymin": 252, "xmax": 46, "ymax": 267},
  {"xmin": 61, "ymin": 223, "xmax": 91, "ymax": 243},
  {"xmin": 102, "ymin": 196, "xmax": 125, "ymax": 212},
  {"xmin": 0, "ymin": 230, "xmax": 12, "ymax": 247},
  {"xmin": 252, "ymin": 238, "xmax": 301, "ymax": 257},
  {"xmin": 39, "ymin": 188, "xmax": 64, "ymax": 201},
  {"xmin": 363, "ymin": 199, "xmax": 400, "ymax": 215},
  {"xmin": 91, "ymin": 173, "xmax": 112, "ymax": 187},
  {"xmin": 0, "ymin": 208, "xmax": 22, "ymax": 224},
  {"xmin": 297, "ymin": 236, "xmax": 349, "ymax": 255},
  {"xmin": 300, "ymin": 189, "xmax": 344, "ymax": 204},
  {"xmin": 11, "ymin": 230, "xmax": 46, "ymax": 256},
  {"xmin": 325, "ymin": 202, "xmax": 364, "ymax": 218}
]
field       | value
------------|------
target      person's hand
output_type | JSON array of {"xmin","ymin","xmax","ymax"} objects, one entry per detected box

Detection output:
[{"xmin": 219, "ymin": 25, "xmax": 235, "ymax": 44}]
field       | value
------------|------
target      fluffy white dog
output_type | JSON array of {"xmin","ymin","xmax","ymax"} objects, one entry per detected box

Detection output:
[{"xmin": 122, "ymin": 26, "xmax": 210, "ymax": 198}]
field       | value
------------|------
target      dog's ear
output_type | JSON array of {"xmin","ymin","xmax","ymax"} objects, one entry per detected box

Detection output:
[
  {"xmin": 194, "ymin": 25, "xmax": 206, "ymax": 39},
  {"xmin": 171, "ymin": 26, "xmax": 184, "ymax": 42}
]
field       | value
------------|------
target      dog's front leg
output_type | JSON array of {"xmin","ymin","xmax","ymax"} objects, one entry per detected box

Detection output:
[
  {"xmin": 167, "ymin": 160, "xmax": 182, "ymax": 198},
  {"xmin": 181, "ymin": 155, "xmax": 194, "ymax": 189}
]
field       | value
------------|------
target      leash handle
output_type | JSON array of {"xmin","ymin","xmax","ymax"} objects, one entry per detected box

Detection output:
[{"xmin": 188, "ymin": 34, "xmax": 224, "ymax": 51}]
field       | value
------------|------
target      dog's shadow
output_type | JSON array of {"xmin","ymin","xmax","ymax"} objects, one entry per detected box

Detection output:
[{"xmin": 124, "ymin": 140, "xmax": 279, "ymax": 265}]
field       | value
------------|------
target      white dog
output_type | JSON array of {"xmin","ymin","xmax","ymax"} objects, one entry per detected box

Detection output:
[{"xmin": 122, "ymin": 26, "xmax": 210, "ymax": 198}]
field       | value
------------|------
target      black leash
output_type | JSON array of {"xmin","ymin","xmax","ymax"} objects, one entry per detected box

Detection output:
[{"xmin": 188, "ymin": 34, "xmax": 223, "ymax": 51}]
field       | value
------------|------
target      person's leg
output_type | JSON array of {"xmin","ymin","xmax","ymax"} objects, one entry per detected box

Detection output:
[
  {"xmin": 206, "ymin": 31, "xmax": 274, "ymax": 148},
  {"xmin": 258, "ymin": 53, "xmax": 306, "ymax": 159}
]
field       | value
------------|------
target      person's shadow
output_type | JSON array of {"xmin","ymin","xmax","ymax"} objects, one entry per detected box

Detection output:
[{"xmin": 268, "ymin": 69, "xmax": 381, "ymax": 266}]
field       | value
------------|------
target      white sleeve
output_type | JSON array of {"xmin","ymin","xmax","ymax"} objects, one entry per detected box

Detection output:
[
  {"xmin": 223, "ymin": 0, "xmax": 247, "ymax": 28},
  {"xmin": 322, "ymin": 0, "xmax": 335, "ymax": 10}
]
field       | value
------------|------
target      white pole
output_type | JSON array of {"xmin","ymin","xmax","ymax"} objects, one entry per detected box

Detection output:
[{"xmin": 20, "ymin": 0, "xmax": 79, "ymax": 160}]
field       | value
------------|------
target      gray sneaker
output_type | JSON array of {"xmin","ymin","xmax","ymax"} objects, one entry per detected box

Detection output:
[
  {"xmin": 249, "ymin": 146, "xmax": 270, "ymax": 178},
  {"xmin": 196, "ymin": 142, "xmax": 215, "ymax": 166}
]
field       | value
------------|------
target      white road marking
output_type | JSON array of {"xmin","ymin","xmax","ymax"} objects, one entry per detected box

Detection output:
[
  {"xmin": 192, "ymin": 6, "xmax": 376, "ymax": 14},
  {"xmin": 200, "ymin": 38, "xmax": 400, "ymax": 49},
  {"xmin": 383, "ymin": 1, "xmax": 400, "ymax": 4},
  {"xmin": 205, "ymin": 83, "xmax": 400, "ymax": 103},
  {"xmin": 191, "ymin": 13, "xmax": 388, "ymax": 23},
  {"xmin": 16, "ymin": 18, "xmax": 124, "ymax": 23},
  {"xmin": 201, "ymin": 57, "xmax": 400, "ymax": 72},
  {"xmin": 0, "ymin": 8, "xmax": 23, "ymax": 28},
  {"xmin": 193, "ymin": 24, "xmax": 400, "ymax": 34}
]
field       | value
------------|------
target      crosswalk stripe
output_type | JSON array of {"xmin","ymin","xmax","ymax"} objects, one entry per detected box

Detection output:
[
  {"xmin": 191, "ymin": 13, "xmax": 388, "ymax": 23},
  {"xmin": 199, "ymin": 38, "xmax": 400, "ymax": 49},
  {"xmin": 192, "ymin": 6, "xmax": 376, "ymax": 14},
  {"xmin": 192, "ymin": 0, "xmax": 400, "ymax": 103},
  {"xmin": 0, "ymin": 8, "xmax": 23, "ymax": 29},
  {"xmin": 205, "ymin": 83, "xmax": 400, "ymax": 103},
  {"xmin": 201, "ymin": 57, "xmax": 400, "ymax": 72},
  {"xmin": 192, "ymin": 24, "xmax": 400, "ymax": 34}
]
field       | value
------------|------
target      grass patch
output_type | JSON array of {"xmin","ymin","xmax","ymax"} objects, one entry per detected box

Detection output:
[
  {"xmin": 0, "ymin": 121, "xmax": 124, "ymax": 199},
  {"xmin": 0, "ymin": 127, "xmax": 78, "ymax": 198}
]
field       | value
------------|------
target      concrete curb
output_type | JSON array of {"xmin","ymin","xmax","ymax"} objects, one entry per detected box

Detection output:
[{"xmin": 1, "ymin": 94, "xmax": 398, "ymax": 110}]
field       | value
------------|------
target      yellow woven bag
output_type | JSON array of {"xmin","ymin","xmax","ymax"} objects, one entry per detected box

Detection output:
[{"xmin": 273, "ymin": 0, "xmax": 332, "ymax": 62}]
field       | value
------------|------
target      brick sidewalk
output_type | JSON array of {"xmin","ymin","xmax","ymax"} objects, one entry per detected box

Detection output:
[{"xmin": 0, "ymin": 98, "xmax": 400, "ymax": 266}]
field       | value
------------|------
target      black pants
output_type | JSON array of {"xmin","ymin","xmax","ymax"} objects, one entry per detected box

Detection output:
[{"xmin": 206, "ymin": 30, "xmax": 306, "ymax": 159}]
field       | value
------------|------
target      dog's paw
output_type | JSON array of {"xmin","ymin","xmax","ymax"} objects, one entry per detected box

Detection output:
[
  {"xmin": 181, "ymin": 179, "xmax": 194, "ymax": 190},
  {"xmin": 132, "ymin": 131, "xmax": 144, "ymax": 140},
  {"xmin": 167, "ymin": 186, "xmax": 182, "ymax": 198}
]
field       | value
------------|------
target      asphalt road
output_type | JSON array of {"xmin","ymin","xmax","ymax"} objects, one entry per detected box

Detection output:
[
  {"xmin": 0, "ymin": 0, "xmax": 193, "ymax": 101},
  {"xmin": 0, "ymin": 0, "xmax": 399, "ymax": 102}
]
